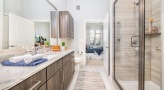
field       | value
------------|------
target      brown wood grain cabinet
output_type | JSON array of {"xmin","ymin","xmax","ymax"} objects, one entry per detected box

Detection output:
[
  {"xmin": 59, "ymin": 11, "xmax": 74, "ymax": 39},
  {"xmin": 47, "ymin": 58, "xmax": 63, "ymax": 79},
  {"xmin": 63, "ymin": 53, "xmax": 75, "ymax": 90},
  {"xmin": 9, "ymin": 52, "xmax": 75, "ymax": 90},
  {"xmin": 10, "ymin": 69, "xmax": 46, "ymax": 90},
  {"xmin": 38, "ymin": 83, "xmax": 46, "ymax": 90},
  {"xmin": 47, "ymin": 69, "xmax": 63, "ymax": 90}
]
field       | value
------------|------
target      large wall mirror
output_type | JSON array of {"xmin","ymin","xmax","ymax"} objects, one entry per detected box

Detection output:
[{"xmin": 1, "ymin": 0, "xmax": 53, "ymax": 50}]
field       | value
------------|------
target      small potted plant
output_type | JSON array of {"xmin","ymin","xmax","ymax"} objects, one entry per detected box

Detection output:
[{"xmin": 61, "ymin": 42, "xmax": 65, "ymax": 51}]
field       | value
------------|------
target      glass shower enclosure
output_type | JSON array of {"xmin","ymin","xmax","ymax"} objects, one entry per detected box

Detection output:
[{"xmin": 114, "ymin": 0, "xmax": 162, "ymax": 90}]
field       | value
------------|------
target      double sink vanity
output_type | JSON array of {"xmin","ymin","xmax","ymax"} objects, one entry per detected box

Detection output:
[{"xmin": 0, "ymin": 49, "xmax": 75, "ymax": 90}]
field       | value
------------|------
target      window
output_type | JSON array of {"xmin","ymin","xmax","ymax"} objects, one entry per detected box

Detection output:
[{"xmin": 89, "ymin": 30, "xmax": 102, "ymax": 46}]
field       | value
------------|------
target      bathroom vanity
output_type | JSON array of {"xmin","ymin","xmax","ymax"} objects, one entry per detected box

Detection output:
[{"xmin": 0, "ymin": 49, "xmax": 75, "ymax": 90}]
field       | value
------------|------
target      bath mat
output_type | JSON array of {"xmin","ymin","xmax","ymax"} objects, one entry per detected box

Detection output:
[{"xmin": 75, "ymin": 71, "xmax": 106, "ymax": 90}]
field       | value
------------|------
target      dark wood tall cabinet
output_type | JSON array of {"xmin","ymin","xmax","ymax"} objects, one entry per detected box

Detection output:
[{"xmin": 59, "ymin": 11, "xmax": 74, "ymax": 39}]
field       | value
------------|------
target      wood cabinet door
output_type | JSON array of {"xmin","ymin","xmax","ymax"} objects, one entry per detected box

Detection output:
[
  {"xmin": 47, "ymin": 69, "xmax": 63, "ymax": 90},
  {"xmin": 71, "ymin": 58, "xmax": 75, "ymax": 78},
  {"xmin": 59, "ymin": 11, "xmax": 74, "ymax": 39},
  {"xmin": 63, "ymin": 62, "xmax": 70, "ymax": 90},
  {"xmin": 38, "ymin": 83, "xmax": 46, "ymax": 90},
  {"xmin": 47, "ymin": 59, "xmax": 63, "ymax": 80}
]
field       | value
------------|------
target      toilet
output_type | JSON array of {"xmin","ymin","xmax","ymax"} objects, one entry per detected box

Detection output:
[
  {"xmin": 74, "ymin": 57, "xmax": 82, "ymax": 70},
  {"xmin": 74, "ymin": 57, "xmax": 82, "ymax": 64}
]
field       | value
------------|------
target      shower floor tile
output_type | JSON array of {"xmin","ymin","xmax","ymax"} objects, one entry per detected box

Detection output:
[{"xmin": 120, "ymin": 81, "xmax": 160, "ymax": 90}]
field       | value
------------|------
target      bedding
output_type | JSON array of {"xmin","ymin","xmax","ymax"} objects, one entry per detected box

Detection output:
[{"xmin": 86, "ymin": 47, "xmax": 103, "ymax": 56}]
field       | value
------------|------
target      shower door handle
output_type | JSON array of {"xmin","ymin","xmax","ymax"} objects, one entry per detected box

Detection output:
[{"xmin": 131, "ymin": 35, "xmax": 139, "ymax": 47}]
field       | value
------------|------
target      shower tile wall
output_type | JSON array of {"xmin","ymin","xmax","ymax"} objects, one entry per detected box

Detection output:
[
  {"xmin": 145, "ymin": 0, "xmax": 152, "ymax": 81},
  {"xmin": 150, "ymin": 0, "xmax": 161, "ymax": 86}
]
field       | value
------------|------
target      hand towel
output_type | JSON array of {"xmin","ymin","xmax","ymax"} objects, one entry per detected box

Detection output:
[
  {"xmin": 9, "ymin": 54, "xmax": 32, "ymax": 63},
  {"xmin": 2, "ymin": 58, "xmax": 47, "ymax": 66},
  {"xmin": 24, "ymin": 54, "xmax": 43, "ymax": 64}
]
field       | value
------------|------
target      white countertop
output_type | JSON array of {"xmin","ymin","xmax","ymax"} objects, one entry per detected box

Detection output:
[{"xmin": 0, "ymin": 49, "xmax": 74, "ymax": 90}]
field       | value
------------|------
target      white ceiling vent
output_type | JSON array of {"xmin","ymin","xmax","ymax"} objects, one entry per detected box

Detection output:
[{"xmin": 76, "ymin": 5, "xmax": 80, "ymax": 10}]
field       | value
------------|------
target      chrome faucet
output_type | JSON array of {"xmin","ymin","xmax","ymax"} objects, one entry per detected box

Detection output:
[{"xmin": 35, "ymin": 45, "xmax": 42, "ymax": 54}]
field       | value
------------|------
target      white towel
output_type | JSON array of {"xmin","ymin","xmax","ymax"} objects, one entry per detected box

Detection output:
[
  {"xmin": 9, "ymin": 54, "xmax": 32, "ymax": 63},
  {"xmin": 24, "ymin": 54, "xmax": 43, "ymax": 64}
]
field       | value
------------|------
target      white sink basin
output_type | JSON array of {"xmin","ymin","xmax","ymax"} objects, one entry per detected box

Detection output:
[{"xmin": 43, "ymin": 55, "xmax": 58, "ymax": 60}]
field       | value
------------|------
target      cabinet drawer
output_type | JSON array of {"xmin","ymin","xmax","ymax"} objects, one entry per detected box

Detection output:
[
  {"xmin": 47, "ymin": 59, "xmax": 63, "ymax": 79},
  {"xmin": 10, "ymin": 69, "xmax": 46, "ymax": 90},
  {"xmin": 63, "ymin": 52, "xmax": 74, "ymax": 65}
]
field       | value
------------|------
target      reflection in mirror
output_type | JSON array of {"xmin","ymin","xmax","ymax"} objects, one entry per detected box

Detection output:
[
  {"xmin": 0, "ymin": 0, "xmax": 2, "ymax": 49},
  {"xmin": 34, "ymin": 22, "xmax": 50, "ymax": 46},
  {"xmin": 2, "ymin": 0, "xmax": 52, "ymax": 50},
  {"xmin": 2, "ymin": 14, "xmax": 9, "ymax": 49}
]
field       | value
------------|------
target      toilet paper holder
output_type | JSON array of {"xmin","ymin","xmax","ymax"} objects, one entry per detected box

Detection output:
[{"xmin": 77, "ymin": 51, "xmax": 83, "ymax": 55}]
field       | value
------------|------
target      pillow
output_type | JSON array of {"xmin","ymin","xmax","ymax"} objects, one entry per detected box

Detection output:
[{"xmin": 86, "ymin": 45, "xmax": 90, "ymax": 49}]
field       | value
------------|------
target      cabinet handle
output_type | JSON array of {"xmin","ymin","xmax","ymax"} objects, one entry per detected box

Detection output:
[
  {"xmin": 28, "ymin": 81, "xmax": 41, "ymax": 90},
  {"xmin": 63, "ymin": 68, "xmax": 65, "ymax": 83},
  {"xmin": 60, "ymin": 70, "xmax": 63, "ymax": 83}
]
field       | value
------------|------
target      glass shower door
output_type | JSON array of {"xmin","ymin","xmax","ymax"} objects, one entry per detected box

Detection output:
[
  {"xmin": 114, "ymin": 0, "xmax": 140, "ymax": 90},
  {"xmin": 114, "ymin": 0, "xmax": 162, "ymax": 90}
]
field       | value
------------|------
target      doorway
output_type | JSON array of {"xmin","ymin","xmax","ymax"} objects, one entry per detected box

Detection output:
[
  {"xmin": 85, "ymin": 21, "xmax": 104, "ymax": 66},
  {"xmin": 84, "ymin": 16, "xmax": 110, "ymax": 75}
]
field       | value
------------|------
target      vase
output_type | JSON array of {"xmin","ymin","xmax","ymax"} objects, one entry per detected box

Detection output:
[
  {"xmin": 148, "ymin": 22, "xmax": 152, "ymax": 32},
  {"xmin": 61, "ymin": 46, "xmax": 65, "ymax": 51}
]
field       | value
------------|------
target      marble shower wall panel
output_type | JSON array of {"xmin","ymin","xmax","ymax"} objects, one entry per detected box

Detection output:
[
  {"xmin": 151, "ymin": 35, "xmax": 161, "ymax": 86},
  {"xmin": 145, "ymin": 0, "xmax": 152, "ymax": 31},
  {"xmin": 150, "ymin": 0, "xmax": 161, "ymax": 86},
  {"xmin": 145, "ymin": 35, "xmax": 151, "ymax": 80}
]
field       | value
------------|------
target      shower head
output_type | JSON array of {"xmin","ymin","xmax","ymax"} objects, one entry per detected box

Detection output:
[{"xmin": 134, "ymin": 2, "xmax": 139, "ymax": 6}]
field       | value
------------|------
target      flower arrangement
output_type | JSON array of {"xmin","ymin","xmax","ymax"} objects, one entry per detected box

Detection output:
[
  {"xmin": 148, "ymin": 17, "xmax": 153, "ymax": 31},
  {"xmin": 148, "ymin": 17, "xmax": 153, "ymax": 22}
]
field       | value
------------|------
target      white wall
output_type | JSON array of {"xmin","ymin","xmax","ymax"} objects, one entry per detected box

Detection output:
[
  {"xmin": 67, "ymin": 0, "xmax": 108, "ymax": 64},
  {"xmin": 34, "ymin": 22, "xmax": 50, "ymax": 42},
  {"xmin": 0, "ymin": 0, "xmax": 3, "ymax": 49},
  {"xmin": 161, "ymin": 0, "xmax": 164, "ymax": 89},
  {"xmin": 23, "ymin": 0, "xmax": 67, "ymax": 21},
  {"xmin": 2, "ymin": 16, "xmax": 9, "ymax": 49},
  {"xmin": 2, "ymin": 0, "xmax": 25, "ymax": 49},
  {"xmin": 3, "ymin": 0, "xmax": 24, "ymax": 17}
]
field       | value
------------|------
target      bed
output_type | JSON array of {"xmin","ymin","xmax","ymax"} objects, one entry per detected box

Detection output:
[{"xmin": 86, "ymin": 47, "xmax": 103, "ymax": 60}]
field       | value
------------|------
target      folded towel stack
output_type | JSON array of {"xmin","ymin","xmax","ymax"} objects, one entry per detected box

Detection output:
[
  {"xmin": 9, "ymin": 54, "xmax": 32, "ymax": 63},
  {"xmin": 2, "ymin": 54, "xmax": 47, "ymax": 66},
  {"xmin": 24, "ymin": 54, "xmax": 43, "ymax": 64}
]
